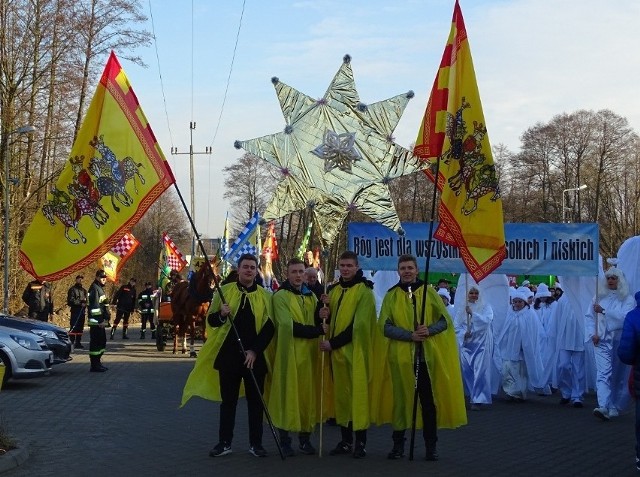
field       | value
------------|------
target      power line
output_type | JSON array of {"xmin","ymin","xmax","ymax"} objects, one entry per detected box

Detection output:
[
  {"xmin": 207, "ymin": 0, "xmax": 246, "ymax": 234},
  {"xmin": 147, "ymin": 0, "xmax": 176, "ymax": 167}
]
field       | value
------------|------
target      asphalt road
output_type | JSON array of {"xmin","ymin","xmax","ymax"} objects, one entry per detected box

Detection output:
[{"xmin": 0, "ymin": 325, "xmax": 637, "ymax": 477}]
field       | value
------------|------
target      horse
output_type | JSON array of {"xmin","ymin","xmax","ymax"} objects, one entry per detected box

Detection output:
[{"xmin": 170, "ymin": 262, "xmax": 216, "ymax": 357}]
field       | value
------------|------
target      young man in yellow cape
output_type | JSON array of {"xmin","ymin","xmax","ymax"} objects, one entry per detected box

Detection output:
[
  {"xmin": 181, "ymin": 253, "xmax": 274, "ymax": 458},
  {"xmin": 268, "ymin": 257, "xmax": 326, "ymax": 456},
  {"xmin": 372, "ymin": 254, "xmax": 467, "ymax": 461},
  {"xmin": 319, "ymin": 250, "xmax": 377, "ymax": 459}
]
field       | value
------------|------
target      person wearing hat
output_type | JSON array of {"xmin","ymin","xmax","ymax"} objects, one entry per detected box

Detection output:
[
  {"xmin": 88, "ymin": 269, "xmax": 110, "ymax": 372},
  {"xmin": 496, "ymin": 286, "xmax": 545, "ymax": 401},
  {"xmin": 454, "ymin": 285, "xmax": 494, "ymax": 410},
  {"xmin": 67, "ymin": 275, "xmax": 88, "ymax": 348},
  {"xmin": 110, "ymin": 277, "xmax": 137, "ymax": 340},
  {"xmin": 437, "ymin": 288, "xmax": 455, "ymax": 317},
  {"xmin": 533, "ymin": 283, "xmax": 557, "ymax": 395},
  {"xmin": 553, "ymin": 280, "xmax": 586, "ymax": 408},
  {"xmin": 586, "ymin": 267, "xmax": 635, "ymax": 420},
  {"xmin": 137, "ymin": 282, "xmax": 158, "ymax": 340}
]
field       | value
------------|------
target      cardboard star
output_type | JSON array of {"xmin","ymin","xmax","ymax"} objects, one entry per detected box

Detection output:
[{"xmin": 235, "ymin": 54, "xmax": 426, "ymax": 245}]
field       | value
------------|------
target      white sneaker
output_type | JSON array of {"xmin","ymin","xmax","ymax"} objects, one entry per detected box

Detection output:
[
  {"xmin": 593, "ymin": 407, "xmax": 610, "ymax": 421},
  {"xmin": 608, "ymin": 408, "xmax": 619, "ymax": 418}
]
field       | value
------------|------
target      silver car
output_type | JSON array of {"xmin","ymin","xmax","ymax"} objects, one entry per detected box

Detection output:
[{"xmin": 0, "ymin": 325, "xmax": 53, "ymax": 385}]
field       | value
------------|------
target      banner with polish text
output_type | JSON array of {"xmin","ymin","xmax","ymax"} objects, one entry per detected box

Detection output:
[{"xmin": 348, "ymin": 222, "xmax": 599, "ymax": 277}]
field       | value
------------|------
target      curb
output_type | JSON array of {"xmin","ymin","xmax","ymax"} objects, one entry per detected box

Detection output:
[{"xmin": 0, "ymin": 442, "xmax": 29, "ymax": 474}]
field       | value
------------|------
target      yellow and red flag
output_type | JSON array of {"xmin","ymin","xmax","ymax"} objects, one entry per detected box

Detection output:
[
  {"xmin": 162, "ymin": 232, "xmax": 188, "ymax": 273},
  {"xmin": 96, "ymin": 232, "xmax": 140, "ymax": 282},
  {"xmin": 414, "ymin": 0, "xmax": 505, "ymax": 282},
  {"xmin": 20, "ymin": 52, "xmax": 175, "ymax": 280}
]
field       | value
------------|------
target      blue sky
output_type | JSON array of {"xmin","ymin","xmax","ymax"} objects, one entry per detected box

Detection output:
[{"xmin": 123, "ymin": 0, "xmax": 640, "ymax": 238}]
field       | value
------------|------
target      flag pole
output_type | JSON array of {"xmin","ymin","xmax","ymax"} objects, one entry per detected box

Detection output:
[
  {"xmin": 409, "ymin": 156, "xmax": 441, "ymax": 461},
  {"xmin": 171, "ymin": 183, "xmax": 285, "ymax": 460},
  {"xmin": 319, "ymin": 248, "xmax": 329, "ymax": 458}
]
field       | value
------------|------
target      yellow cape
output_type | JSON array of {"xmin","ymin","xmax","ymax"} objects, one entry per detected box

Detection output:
[
  {"xmin": 268, "ymin": 286, "xmax": 320, "ymax": 432},
  {"xmin": 372, "ymin": 283, "xmax": 467, "ymax": 429},
  {"xmin": 322, "ymin": 280, "xmax": 376, "ymax": 430},
  {"xmin": 180, "ymin": 282, "xmax": 272, "ymax": 407}
]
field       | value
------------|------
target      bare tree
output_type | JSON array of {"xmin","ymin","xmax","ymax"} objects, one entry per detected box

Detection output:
[{"xmin": 222, "ymin": 153, "xmax": 278, "ymax": 232}]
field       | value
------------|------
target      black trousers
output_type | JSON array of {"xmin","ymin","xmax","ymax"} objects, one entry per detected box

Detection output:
[
  {"xmin": 89, "ymin": 325, "xmax": 106, "ymax": 367},
  {"xmin": 218, "ymin": 364, "xmax": 266, "ymax": 447},
  {"xmin": 113, "ymin": 310, "xmax": 131, "ymax": 328},
  {"xmin": 393, "ymin": 361, "xmax": 437, "ymax": 445},
  {"xmin": 340, "ymin": 423, "xmax": 367, "ymax": 445},
  {"xmin": 140, "ymin": 312, "xmax": 156, "ymax": 330}
]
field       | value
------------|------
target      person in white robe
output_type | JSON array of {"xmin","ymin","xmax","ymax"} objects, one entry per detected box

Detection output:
[
  {"xmin": 586, "ymin": 266, "xmax": 635, "ymax": 420},
  {"xmin": 454, "ymin": 286, "xmax": 494, "ymax": 410},
  {"xmin": 553, "ymin": 281, "xmax": 586, "ymax": 407},
  {"xmin": 437, "ymin": 288, "xmax": 455, "ymax": 318},
  {"xmin": 496, "ymin": 287, "xmax": 545, "ymax": 401},
  {"xmin": 533, "ymin": 283, "xmax": 557, "ymax": 395}
]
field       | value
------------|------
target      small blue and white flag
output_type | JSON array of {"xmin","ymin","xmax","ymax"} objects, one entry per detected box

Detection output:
[{"xmin": 223, "ymin": 211, "xmax": 261, "ymax": 265}]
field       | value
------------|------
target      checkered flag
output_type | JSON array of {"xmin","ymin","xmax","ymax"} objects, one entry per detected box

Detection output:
[
  {"xmin": 111, "ymin": 232, "xmax": 140, "ymax": 258},
  {"xmin": 223, "ymin": 212, "xmax": 260, "ymax": 265},
  {"xmin": 162, "ymin": 232, "xmax": 187, "ymax": 272}
]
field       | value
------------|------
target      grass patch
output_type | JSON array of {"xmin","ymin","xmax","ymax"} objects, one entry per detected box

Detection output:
[{"xmin": 0, "ymin": 415, "xmax": 17, "ymax": 452}]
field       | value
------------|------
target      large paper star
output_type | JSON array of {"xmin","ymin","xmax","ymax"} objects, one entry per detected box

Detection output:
[{"xmin": 234, "ymin": 54, "xmax": 427, "ymax": 245}]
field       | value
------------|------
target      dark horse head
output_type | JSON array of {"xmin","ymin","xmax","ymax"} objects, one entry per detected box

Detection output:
[{"xmin": 170, "ymin": 260, "xmax": 218, "ymax": 357}]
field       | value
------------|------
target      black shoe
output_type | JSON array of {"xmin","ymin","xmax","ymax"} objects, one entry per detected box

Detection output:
[
  {"xmin": 387, "ymin": 442, "xmax": 405, "ymax": 460},
  {"xmin": 353, "ymin": 442, "xmax": 366, "ymax": 459},
  {"xmin": 329, "ymin": 441, "xmax": 352, "ymax": 456},
  {"xmin": 572, "ymin": 401, "xmax": 584, "ymax": 408},
  {"xmin": 74, "ymin": 342, "xmax": 84, "ymax": 349},
  {"xmin": 100, "ymin": 365, "xmax": 109, "ymax": 371},
  {"xmin": 298, "ymin": 441, "xmax": 316, "ymax": 455},
  {"xmin": 281, "ymin": 443, "xmax": 295, "ymax": 457},
  {"xmin": 249, "ymin": 445, "xmax": 267, "ymax": 457},
  {"xmin": 559, "ymin": 397, "xmax": 571, "ymax": 405},
  {"xmin": 89, "ymin": 367, "xmax": 106, "ymax": 373},
  {"xmin": 425, "ymin": 445, "xmax": 439, "ymax": 461},
  {"xmin": 209, "ymin": 442, "xmax": 232, "ymax": 457}
]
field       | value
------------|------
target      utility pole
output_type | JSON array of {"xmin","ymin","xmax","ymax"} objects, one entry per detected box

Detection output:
[{"xmin": 170, "ymin": 122, "xmax": 212, "ymax": 260}]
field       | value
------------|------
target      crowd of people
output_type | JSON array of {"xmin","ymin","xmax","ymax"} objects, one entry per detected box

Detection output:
[
  {"xmin": 38, "ymin": 248, "xmax": 640, "ymax": 467},
  {"xmin": 176, "ymin": 251, "xmax": 640, "ymax": 465}
]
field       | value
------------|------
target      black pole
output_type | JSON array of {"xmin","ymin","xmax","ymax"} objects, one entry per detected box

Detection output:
[
  {"xmin": 171, "ymin": 183, "xmax": 284, "ymax": 460},
  {"xmin": 408, "ymin": 157, "xmax": 441, "ymax": 461}
]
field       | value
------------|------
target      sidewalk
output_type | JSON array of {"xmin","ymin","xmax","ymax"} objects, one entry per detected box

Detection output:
[{"xmin": 0, "ymin": 326, "xmax": 637, "ymax": 476}]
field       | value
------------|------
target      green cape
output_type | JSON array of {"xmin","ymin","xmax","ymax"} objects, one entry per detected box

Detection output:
[
  {"xmin": 180, "ymin": 282, "xmax": 272, "ymax": 407},
  {"xmin": 372, "ymin": 283, "xmax": 467, "ymax": 429},
  {"xmin": 268, "ymin": 286, "xmax": 320, "ymax": 432},
  {"xmin": 322, "ymin": 280, "xmax": 376, "ymax": 430}
]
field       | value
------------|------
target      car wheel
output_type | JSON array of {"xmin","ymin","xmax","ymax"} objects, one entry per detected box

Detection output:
[{"xmin": 0, "ymin": 352, "xmax": 12, "ymax": 386}]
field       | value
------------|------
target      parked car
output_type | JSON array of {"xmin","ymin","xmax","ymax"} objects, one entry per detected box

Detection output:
[
  {"xmin": 0, "ymin": 325, "xmax": 53, "ymax": 385},
  {"xmin": 0, "ymin": 314, "xmax": 72, "ymax": 364}
]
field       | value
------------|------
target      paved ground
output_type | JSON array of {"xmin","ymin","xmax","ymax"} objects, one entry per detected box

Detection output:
[{"xmin": 0, "ymin": 325, "xmax": 637, "ymax": 477}]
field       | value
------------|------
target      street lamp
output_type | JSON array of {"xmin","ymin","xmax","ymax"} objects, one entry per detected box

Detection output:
[
  {"xmin": 3, "ymin": 125, "xmax": 36, "ymax": 314},
  {"xmin": 562, "ymin": 184, "xmax": 588, "ymax": 223}
]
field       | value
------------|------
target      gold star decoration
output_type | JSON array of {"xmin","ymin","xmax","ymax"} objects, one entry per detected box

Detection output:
[{"xmin": 234, "ymin": 54, "xmax": 427, "ymax": 245}]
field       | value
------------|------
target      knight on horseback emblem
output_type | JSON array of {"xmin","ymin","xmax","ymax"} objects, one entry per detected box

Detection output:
[
  {"xmin": 41, "ymin": 135, "xmax": 146, "ymax": 244},
  {"xmin": 435, "ymin": 97, "xmax": 501, "ymax": 216}
]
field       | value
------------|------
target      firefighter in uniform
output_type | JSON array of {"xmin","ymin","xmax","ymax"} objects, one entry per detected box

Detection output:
[
  {"xmin": 138, "ymin": 282, "xmax": 157, "ymax": 339},
  {"xmin": 111, "ymin": 278, "xmax": 137, "ymax": 340},
  {"xmin": 88, "ymin": 270, "xmax": 110, "ymax": 372}
]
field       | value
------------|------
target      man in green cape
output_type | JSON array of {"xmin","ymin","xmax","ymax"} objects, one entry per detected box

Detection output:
[
  {"xmin": 181, "ymin": 254, "xmax": 274, "ymax": 458},
  {"xmin": 268, "ymin": 258, "xmax": 326, "ymax": 456},
  {"xmin": 319, "ymin": 251, "xmax": 376, "ymax": 459},
  {"xmin": 375, "ymin": 254, "xmax": 466, "ymax": 461}
]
